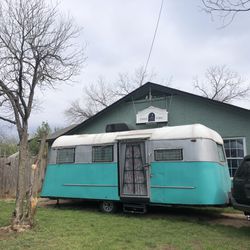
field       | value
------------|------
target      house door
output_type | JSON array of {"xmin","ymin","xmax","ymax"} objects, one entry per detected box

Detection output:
[{"xmin": 119, "ymin": 141, "xmax": 149, "ymax": 198}]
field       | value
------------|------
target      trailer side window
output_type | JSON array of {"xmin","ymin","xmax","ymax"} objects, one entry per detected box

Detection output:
[
  {"xmin": 217, "ymin": 144, "xmax": 226, "ymax": 162},
  {"xmin": 57, "ymin": 148, "xmax": 75, "ymax": 164},
  {"xmin": 92, "ymin": 145, "xmax": 113, "ymax": 162},
  {"xmin": 154, "ymin": 149, "xmax": 183, "ymax": 161}
]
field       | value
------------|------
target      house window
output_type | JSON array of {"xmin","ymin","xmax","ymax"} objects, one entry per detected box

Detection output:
[
  {"xmin": 154, "ymin": 149, "xmax": 183, "ymax": 161},
  {"xmin": 93, "ymin": 145, "xmax": 113, "ymax": 162},
  {"xmin": 57, "ymin": 148, "xmax": 75, "ymax": 164},
  {"xmin": 223, "ymin": 138, "xmax": 246, "ymax": 177}
]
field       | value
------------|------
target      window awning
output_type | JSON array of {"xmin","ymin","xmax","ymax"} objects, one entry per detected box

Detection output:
[{"xmin": 115, "ymin": 134, "xmax": 151, "ymax": 141}]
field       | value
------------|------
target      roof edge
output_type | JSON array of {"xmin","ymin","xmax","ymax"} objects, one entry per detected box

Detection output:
[{"xmin": 61, "ymin": 82, "xmax": 250, "ymax": 136}]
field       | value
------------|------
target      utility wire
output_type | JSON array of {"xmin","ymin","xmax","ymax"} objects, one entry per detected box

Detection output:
[{"xmin": 140, "ymin": 0, "xmax": 165, "ymax": 86}]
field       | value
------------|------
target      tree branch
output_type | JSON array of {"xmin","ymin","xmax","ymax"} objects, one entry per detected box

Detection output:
[
  {"xmin": 0, "ymin": 115, "xmax": 16, "ymax": 124},
  {"xmin": 201, "ymin": 0, "xmax": 250, "ymax": 25},
  {"xmin": 194, "ymin": 65, "xmax": 250, "ymax": 103}
]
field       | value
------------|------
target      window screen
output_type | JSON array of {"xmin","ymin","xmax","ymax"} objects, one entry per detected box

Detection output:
[
  {"xmin": 154, "ymin": 149, "xmax": 183, "ymax": 161},
  {"xmin": 217, "ymin": 144, "xmax": 226, "ymax": 162},
  {"xmin": 57, "ymin": 148, "xmax": 75, "ymax": 164},
  {"xmin": 223, "ymin": 138, "xmax": 245, "ymax": 177},
  {"xmin": 92, "ymin": 145, "xmax": 113, "ymax": 162}
]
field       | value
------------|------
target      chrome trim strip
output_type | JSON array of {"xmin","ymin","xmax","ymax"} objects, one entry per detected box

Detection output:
[
  {"xmin": 63, "ymin": 184, "xmax": 118, "ymax": 187},
  {"xmin": 151, "ymin": 185, "xmax": 195, "ymax": 189}
]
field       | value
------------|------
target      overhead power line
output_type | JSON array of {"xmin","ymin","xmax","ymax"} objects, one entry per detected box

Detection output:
[{"xmin": 140, "ymin": 0, "xmax": 165, "ymax": 85}]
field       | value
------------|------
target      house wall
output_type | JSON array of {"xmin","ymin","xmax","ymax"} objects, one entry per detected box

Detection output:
[
  {"xmin": 72, "ymin": 95, "xmax": 250, "ymax": 154},
  {"xmin": 169, "ymin": 95, "xmax": 250, "ymax": 154}
]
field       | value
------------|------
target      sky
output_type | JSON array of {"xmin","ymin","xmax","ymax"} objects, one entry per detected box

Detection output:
[{"xmin": 3, "ymin": 0, "xmax": 250, "ymax": 136}]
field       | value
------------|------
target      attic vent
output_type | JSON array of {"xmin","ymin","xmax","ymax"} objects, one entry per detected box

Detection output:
[{"xmin": 106, "ymin": 123, "xmax": 130, "ymax": 133}]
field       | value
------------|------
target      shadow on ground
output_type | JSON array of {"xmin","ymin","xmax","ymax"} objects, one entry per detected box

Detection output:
[{"xmin": 38, "ymin": 198, "xmax": 250, "ymax": 228}]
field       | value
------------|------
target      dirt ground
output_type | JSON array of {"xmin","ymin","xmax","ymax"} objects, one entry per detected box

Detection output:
[{"xmin": 210, "ymin": 212, "xmax": 250, "ymax": 228}]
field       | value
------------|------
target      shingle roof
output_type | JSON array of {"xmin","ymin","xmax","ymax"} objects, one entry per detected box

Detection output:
[{"xmin": 47, "ymin": 124, "xmax": 79, "ymax": 142}]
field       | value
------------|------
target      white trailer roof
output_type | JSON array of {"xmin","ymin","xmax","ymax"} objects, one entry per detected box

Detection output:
[{"xmin": 52, "ymin": 124, "xmax": 223, "ymax": 148}]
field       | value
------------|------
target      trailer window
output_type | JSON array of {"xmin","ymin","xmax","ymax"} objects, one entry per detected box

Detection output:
[
  {"xmin": 217, "ymin": 144, "xmax": 226, "ymax": 162},
  {"xmin": 154, "ymin": 149, "xmax": 183, "ymax": 161},
  {"xmin": 92, "ymin": 145, "xmax": 113, "ymax": 162},
  {"xmin": 57, "ymin": 148, "xmax": 75, "ymax": 164}
]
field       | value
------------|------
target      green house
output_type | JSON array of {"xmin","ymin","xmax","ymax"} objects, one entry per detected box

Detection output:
[{"xmin": 48, "ymin": 82, "xmax": 250, "ymax": 177}]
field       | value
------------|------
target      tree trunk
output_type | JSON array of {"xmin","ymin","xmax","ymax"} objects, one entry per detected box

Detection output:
[
  {"xmin": 25, "ymin": 134, "xmax": 47, "ymax": 226},
  {"xmin": 11, "ymin": 129, "xmax": 48, "ymax": 230},
  {"xmin": 12, "ymin": 125, "xmax": 29, "ymax": 229}
]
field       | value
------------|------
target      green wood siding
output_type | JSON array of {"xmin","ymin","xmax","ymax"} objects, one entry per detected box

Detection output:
[{"xmin": 71, "ymin": 95, "xmax": 250, "ymax": 154}]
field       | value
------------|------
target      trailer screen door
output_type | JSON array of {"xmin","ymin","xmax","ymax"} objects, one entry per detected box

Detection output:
[{"xmin": 119, "ymin": 141, "xmax": 148, "ymax": 197}]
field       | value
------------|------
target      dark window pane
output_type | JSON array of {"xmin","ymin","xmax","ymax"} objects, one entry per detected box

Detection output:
[
  {"xmin": 148, "ymin": 112, "xmax": 155, "ymax": 122},
  {"xmin": 232, "ymin": 168, "xmax": 238, "ymax": 177},
  {"xmin": 236, "ymin": 139, "xmax": 243, "ymax": 149},
  {"xmin": 224, "ymin": 140, "xmax": 229, "ymax": 149},
  {"xmin": 237, "ymin": 149, "xmax": 244, "ymax": 158},
  {"xmin": 227, "ymin": 159, "xmax": 232, "ymax": 176},
  {"xmin": 232, "ymin": 159, "xmax": 238, "ymax": 168},
  {"xmin": 155, "ymin": 149, "xmax": 183, "ymax": 161},
  {"xmin": 225, "ymin": 149, "xmax": 230, "ymax": 157},
  {"xmin": 93, "ymin": 145, "xmax": 113, "ymax": 162},
  {"xmin": 231, "ymin": 149, "xmax": 237, "ymax": 157},
  {"xmin": 57, "ymin": 148, "xmax": 75, "ymax": 164},
  {"xmin": 231, "ymin": 140, "xmax": 236, "ymax": 148}
]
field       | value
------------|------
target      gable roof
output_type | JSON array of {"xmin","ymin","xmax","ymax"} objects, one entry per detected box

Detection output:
[
  {"xmin": 47, "ymin": 124, "xmax": 79, "ymax": 143},
  {"xmin": 52, "ymin": 82, "xmax": 250, "ymax": 139}
]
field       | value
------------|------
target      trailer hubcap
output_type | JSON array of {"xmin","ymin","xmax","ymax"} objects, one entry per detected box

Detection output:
[{"xmin": 102, "ymin": 201, "xmax": 114, "ymax": 212}]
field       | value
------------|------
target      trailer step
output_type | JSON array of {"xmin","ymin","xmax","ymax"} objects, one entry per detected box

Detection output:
[{"xmin": 123, "ymin": 203, "xmax": 147, "ymax": 214}]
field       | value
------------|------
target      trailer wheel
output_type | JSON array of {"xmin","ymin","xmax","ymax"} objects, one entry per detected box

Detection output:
[{"xmin": 99, "ymin": 201, "xmax": 117, "ymax": 213}]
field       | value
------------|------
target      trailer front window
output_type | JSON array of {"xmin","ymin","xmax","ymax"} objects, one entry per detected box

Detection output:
[
  {"xmin": 217, "ymin": 144, "xmax": 226, "ymax": 162},
  {"xmin": 57, "ymin": 148, "xmax": 75, "ymax": 164}
]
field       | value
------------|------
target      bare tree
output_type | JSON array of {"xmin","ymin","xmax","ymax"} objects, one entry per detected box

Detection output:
[
  {"xmin": 0, "ymin": 0, "xmax": 84, "ymax": 229},
  {"xmin": 64, "ymin": 77, "xmax": 114, "ymax": 123},
  {"xmin": 111, "ymin": 67, "xmax": 157, "ymax": 97},
  {"xmin": 64, "ymin": 67, "xmax": 165, "ymax": 123},
  {"xmin": 86, "ymin": 77, "xmax": 114, "ymax": 109},
  {"xmin": 194, "ymin": 65, "xmax": 250, "ymax": 103},
  {"xmin": 64, "ymin": 100, "xmax": 97, "ymax": 123},
  {"xmin": 202, "ymin": 0, "xmax": 250, "ymax": 25}
]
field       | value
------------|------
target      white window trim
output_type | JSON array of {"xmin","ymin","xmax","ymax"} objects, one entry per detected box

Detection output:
[
  {"xmin": 223, "ymin": 137, "xmax": 247, "ymax": 156},
  {"xmin": 223, "ymin": 137, "xmax": 246, "ymax": 176}
]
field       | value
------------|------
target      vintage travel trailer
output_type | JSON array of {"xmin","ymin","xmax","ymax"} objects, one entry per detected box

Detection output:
[{"xmin": 41, "ymin": 124, "xmax": 231, "ymax": 213}]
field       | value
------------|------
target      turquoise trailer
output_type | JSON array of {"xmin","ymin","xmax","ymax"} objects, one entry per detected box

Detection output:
[{"xmin": 41, "ymin": 124, "xmax": 231, "ymax": 212}]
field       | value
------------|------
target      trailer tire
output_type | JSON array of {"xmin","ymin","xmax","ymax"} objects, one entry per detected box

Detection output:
[{"xmin": 99, "ymin": 201, "xmax": 117, "ymax": 213}]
